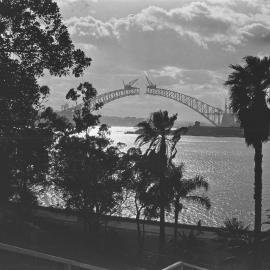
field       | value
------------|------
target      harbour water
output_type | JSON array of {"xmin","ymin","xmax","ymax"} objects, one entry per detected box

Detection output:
[
  {"xmin": 42, "ymin": 126, "xmax": 270, "ymax": 229},
  {"xmin": 109, "ymin": 126, "xmax": 270, "ymax": 229}
]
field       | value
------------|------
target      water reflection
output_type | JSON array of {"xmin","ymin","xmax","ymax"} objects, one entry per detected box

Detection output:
[{"xmin": 41, "ymin": 126, "xmax": 270, "ymax": 228}]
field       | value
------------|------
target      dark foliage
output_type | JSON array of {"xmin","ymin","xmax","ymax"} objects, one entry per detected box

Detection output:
[
  {"xmin": 225, "ymin": 56, "xmax": 270, "ymax": 254},
  {"xmin": 135, "ymin": 110, "xmax": 187, "ymax": 248},
  {"xmin": 225, "ymin": 56, "xmax": 270, "ymax": 146},
  {"xmin": 0, "ymin": 0, "xmax": 91, "ymax": 77},
  {"xmin": 51, "ymin": 82, "xmax": 124, "ymax": 233},
  {"xmin": 121, "ymin": 147, "xmax": 163, "ymax": 244},
  {"xmin": 0, "ymin": 0, "xmax": 90, "ymax": 209},
  {"xmin": 166, "ymin": 163, "xmax": 210, "ymax": 243},
  {"xmin": 0, "ymin": 57, "xmax": 71, "ymax": 206}
]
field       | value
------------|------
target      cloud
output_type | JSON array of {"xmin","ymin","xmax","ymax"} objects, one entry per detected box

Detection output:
[
  {"xmin": 65, "ymin": 16, "xmax": 114, "ymax": 39},
  {"xmin": 148, "ymin": 66, "xmax": 226, "ymax": 103},
  {"xmin": 45, "ymin": 0, "xmax": 270, "ymax": 118},
  {"xmin": 150, "ymin": 66, "xmax": 184, "ymax": 79},
  {"xmin": 56, "ymin": 0, "xmax": 98, "ymax": 7},
  {"xmin": 241, "ymin": 23, "xmax": 270, "ymax": 43},
  {"xmin": 65, "ymin": 1, "xmax": 270, "ymax": 50}
]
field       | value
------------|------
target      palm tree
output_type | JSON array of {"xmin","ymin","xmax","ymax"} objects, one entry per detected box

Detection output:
[
  {"xmin": 135, "ymin": 110, "xmax": 187, "ymax": 248},
  {"xmin": 224, "ymin": 56, "xmax": 270, "ymax": 244},
  {"xmin": 167, "ymin": 163, "xmax": 211, "ymax": 242}
]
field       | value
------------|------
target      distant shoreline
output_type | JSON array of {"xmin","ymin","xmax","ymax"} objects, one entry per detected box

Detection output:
[{"xmin": 124, "ymin": 126, "xmax": 244, "ymax": 138}]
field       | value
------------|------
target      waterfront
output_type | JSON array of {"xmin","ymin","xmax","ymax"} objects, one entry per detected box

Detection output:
[
  {"xmin": 110, "ymin": 126, "xmax": 270, "ymax": 228},
  {"xmin": 42, "ymin": 126, "xmax": 270, "ymax": 229}
]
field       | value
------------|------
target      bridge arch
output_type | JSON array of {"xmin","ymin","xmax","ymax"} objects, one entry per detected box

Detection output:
[
  {"xmin": 60, "ymin": 87, "xmax": 224, "ymax": 126},
  {"xmin": 146, "ymin": 87, "xmax": 224, "ymax": 126},
  {"xmin": 62, "ymin": 87, "xmax": 140, "ymax": 113}
]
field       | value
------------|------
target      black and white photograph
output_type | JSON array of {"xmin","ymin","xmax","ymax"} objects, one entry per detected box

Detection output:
[{"xmin": 0, "ymin": 0, "xmax": 270, "ymax": 269}]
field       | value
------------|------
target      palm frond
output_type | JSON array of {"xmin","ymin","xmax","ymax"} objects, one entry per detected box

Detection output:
[
  {"xmin": 151, "ymin": 110, "xmax": 177, "ymax": 132},
  {"xmin": 145, "ymin": 137, "xmax": 160, "ymax": 155},
  {"xmin": 181, "ymin": 175, "xmax": 209, "ymax": 193},
  {"xmin": 223, "ymin": 217, "xmax": 249, "ymax": 231},
  {"xmin": 184, "ymin": 195, "xmax": 211, "ymax": 210},
  {"xmin": 135, "ymin": 134, "xmax": 151, "ymax": 147},
  {"xmin": 137, "ymin": 121, "xmax": 151, "ymax": 130},
  {"xmin": 169, "ymin": 127, "xmax": 188, "ymax": 159},
  {"xmin": 225, "ymin": 55, "xmax": 270, "ymax": 145},
  {"xmin": 135, "ymin": 121, "xmax": 158, "ymax": 146}
]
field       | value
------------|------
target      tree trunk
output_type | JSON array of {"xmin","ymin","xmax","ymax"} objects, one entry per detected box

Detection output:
[
  {"xmin": 253, "ymin": 141, "xmax": 263, "ymax": 270},
  {"xmin": 159, "ymin": 198, "xmax": 165, "ymax": 250},
  {"xmin": 159, "ymin": 136, "xmax": 167, "ymax": 251},
  {"xmin": 142, "ymin": 217, "xmax": 146, "ymax": 242},
  {"xmin": 254, "ymin": 141, "xmax": 262, "ymax": 240},
  {"xmin": 136, "ymin": 212, "xmax": 141, "ymax": 243},
  {"xmin": 174, "ymin": 197, "xmax": 180, "ymax": 244}
]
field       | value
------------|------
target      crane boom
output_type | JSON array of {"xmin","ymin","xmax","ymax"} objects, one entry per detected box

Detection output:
[
  {"xmin": 145, "ymin": 75, "xmax": 156, "ymax": 89},
  {"xmin": 129, "ymin": 78, "xmax": 139, "ymax": 86},
  {"xmin": 122, "ymin": 78, "xmax": 139, "ymax": 90}
]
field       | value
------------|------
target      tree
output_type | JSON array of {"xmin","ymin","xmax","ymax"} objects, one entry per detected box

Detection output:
[
  {"xmin": 51, "ymin": 83, "xmax": 123, "ymax": 233},
  {"xmin": 53, "ymin": 134, "xmax": 123, "ymax": 232},
  {"xmin": 135, "ymin": 110, "xmax": 187, "ymax": 248},
  {"xmin": 0, "ymin": 0, "xmax": 91, "ymax": 76},
  {"xmin": 0, "ymin": 56, "xmax": 71, "ymax": 207},
  {"xmin": 167, "ymin": 163, "xmax": 210, "ymax": 243},
  {"xmin": 121, "ymin": 147, "xmax": 157, "ymax": 245},
  {"xmin": 224, "ymin": 56, "xmax": 270, "ymax": 243},
  {"xmin": 0, "ymin": 0, "xmax": 90, "ymax": 206}
]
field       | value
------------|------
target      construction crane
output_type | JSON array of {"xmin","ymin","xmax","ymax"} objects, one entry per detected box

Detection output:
[
  {"xmin": 122, "ymin": 78, "xmax": 139, "ymax": 90},
  {"xmin": 145, "ymin": 75, "xmax": 156, "ymax": 89}
]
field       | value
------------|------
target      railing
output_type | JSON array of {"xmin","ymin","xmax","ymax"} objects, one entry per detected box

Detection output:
[
  {"xmin": 162, "ymin": 261, "xmax": 209, "ymax": 270},
  {"xmin": 0, "ymin": 242, "xmax": 108, "ymax": 270}
]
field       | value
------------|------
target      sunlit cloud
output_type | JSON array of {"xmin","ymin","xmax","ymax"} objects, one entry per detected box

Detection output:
[{"xmin": 44, "ymin": 0, "xmax": 270, "ymax": 119}]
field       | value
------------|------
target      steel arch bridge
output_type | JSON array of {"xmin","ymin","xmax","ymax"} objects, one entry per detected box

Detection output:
[
  {"xmin": 146, "ymin": 87, "xmax": 224, "ymax": 126},
  {"xmin": 62, "ymin": 87, "xmax": 140, "ymax": 113},
  {"xmin": 61, "ymin": 86, "xmax": 224, "ymax": 126}
]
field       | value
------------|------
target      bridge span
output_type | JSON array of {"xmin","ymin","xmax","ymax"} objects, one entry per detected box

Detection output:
[
  {"xmin": 62, "ymin": 87, "xmax": 140, "ymax": 113},
  {"xmin": 60, "ymin": 86, "xmax": 226, "ymax": 126},
  {"xmin": 146, "ymin": 87, "xmax": 223, "ymax": 126}
]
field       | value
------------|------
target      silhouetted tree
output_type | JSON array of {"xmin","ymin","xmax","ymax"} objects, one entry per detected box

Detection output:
[
  {"xmin": 53, "ymin": 134, "xmax": 123, "ymax": 232},
  {"xmin": 225, "ymin": 56, "xmax": 270, "ymax": 269},
  {"xmin": 121, "ymin": 147, "xmax": 157, "ymax": 245},
  {"xmin": 225, "ymin": 56, "xmax": 270, "ymax": 243},
  {"xmin": 0, "ymin": 57, "xmax": 71, "ymax": 206},
  {"xmin": 135, "ymin": 110, "xmax": 187, "ymax": 248},
  {"xmin": 0, "ymin": 0, "xmax": 90, "ymax": 206},
  {"xmin": 51, "ymin": 83, "xmax": 123, "ymax": 233},
  {"xmin": 167, "ymin": 163, "xmax": 210, "ymax": 243},
  {"xmin": 0, "ymin": 0, "xmax": 91, "ymax": 76}
]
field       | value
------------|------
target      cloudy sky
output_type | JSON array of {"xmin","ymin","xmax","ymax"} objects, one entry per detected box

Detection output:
[{"xmin": 41, "ymin": 0, "xmax": 270, "ymax": 122}]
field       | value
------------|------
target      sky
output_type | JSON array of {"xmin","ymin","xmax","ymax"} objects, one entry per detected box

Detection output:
[{"xmin": 41, "ymin": 0, "xmax": 270, "ymax": 123}]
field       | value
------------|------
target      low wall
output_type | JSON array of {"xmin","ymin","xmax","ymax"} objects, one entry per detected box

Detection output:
[
  {"xmin": 33, "ymin": 205, "xmax": 222, "ymax": 240},
  {"xmin": 1, "ymin": 203, "xmax": 256, "ymax": 240}
]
